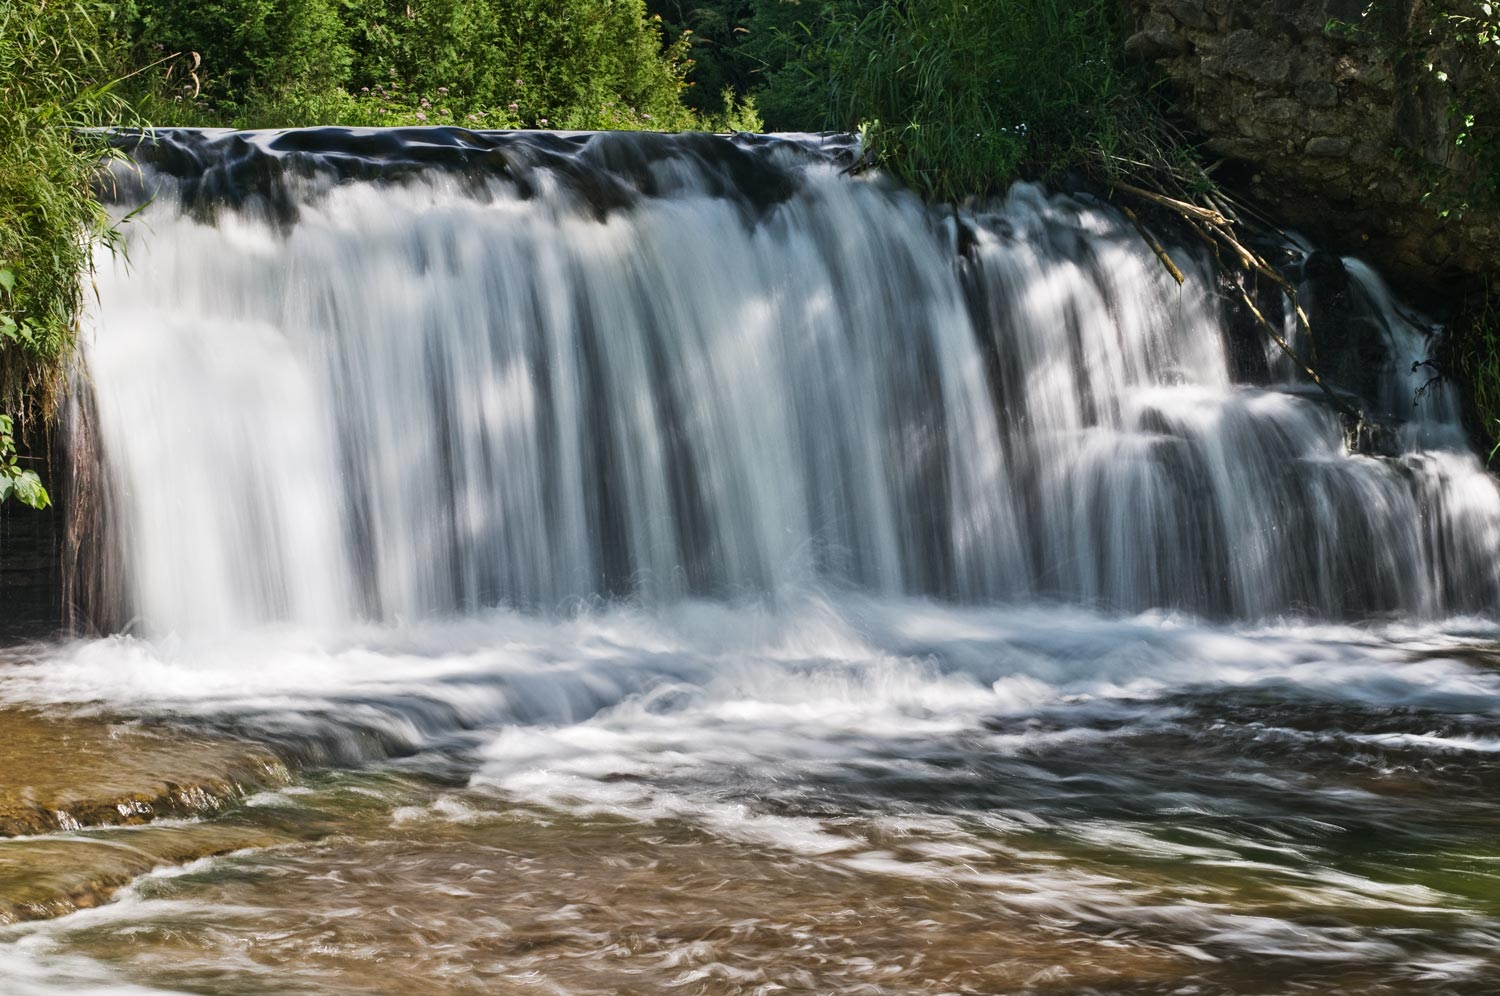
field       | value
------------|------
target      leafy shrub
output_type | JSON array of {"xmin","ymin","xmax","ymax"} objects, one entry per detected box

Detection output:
[
  {"xmin": 643, "ymin": 0, "xmax": 871, "ymax": 130},
  {"xmin": 127, "ymin": 0, "xmax": 350, "ymax": 113},
  {"xmin": 0, "ymin": 414, "xmax": 48, "ymax": 509},
  {"xmin": 127, "ymin": 0, "xmax": 707, "ymax": 132}
]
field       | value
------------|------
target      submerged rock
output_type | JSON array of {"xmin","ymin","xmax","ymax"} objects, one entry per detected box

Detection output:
[{"xmin": 0, "ymin": 708, "xmax": 291, "ymax": 837}]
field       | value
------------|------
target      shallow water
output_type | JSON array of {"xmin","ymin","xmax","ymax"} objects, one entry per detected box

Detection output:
[{"xmin": 4, "ymin": 596, "xmax": 1500, "ymax": 994}]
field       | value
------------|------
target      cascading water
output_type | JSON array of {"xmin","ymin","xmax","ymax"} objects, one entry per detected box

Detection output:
[
  {"xmin": 5, "ymin": 129, "xmax": 1500, "ymax": 996},
  {"xmin": 79, "ymin": 128, "xmax": 1500, "ymax": 633}
]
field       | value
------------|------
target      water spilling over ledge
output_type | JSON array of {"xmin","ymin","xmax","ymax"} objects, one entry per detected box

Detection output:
[
  {"xmin": 78, "ymin": 127, "xmax": 1500, "ymax": 632},
  {"xmin": 3, "ymin": 129, "xmax": 1500, "ymax": 995}
]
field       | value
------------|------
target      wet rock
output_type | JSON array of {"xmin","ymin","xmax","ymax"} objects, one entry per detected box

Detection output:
[
  {"xmin": 0, "ymin": 706, "xmax": 316, "ymax": 923},
  {"xmin": 105, "ymin": 128, "xmax": 852, "ymax": 229},
  {"xmin": 1305, "ymin": 135, "xmax": 1352, "ymax": 158},
  {"xmin": 1168, "ymin": 0, "xmax": 1215, "ymax": 30},
  {"xmin": 1296, "ymin": 80, "xmax": 1342, "ymax": 108},
  {"xmin": 1224, "ymin": 30, "xmax": 1292, "ymax": 83},
  {"xmin": 0, "ymin": 708, "xmax": 291, "ymax": 836},
  {"xmin": 1126, "ymin": 27, "xmax": 1189, "ymax": 61},
  {"xmin": 0, "ymin": 822, "xmax": 295, "ymax": 924}
]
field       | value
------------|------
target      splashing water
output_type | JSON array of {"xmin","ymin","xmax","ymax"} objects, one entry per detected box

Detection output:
[{"xmin": 79, "ymin": 129, "xmax": 1500, "ymax": 632}]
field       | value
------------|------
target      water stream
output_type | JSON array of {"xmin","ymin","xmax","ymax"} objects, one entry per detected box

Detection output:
[{"xmin": 3, "ymin": 129, "xmax": 1500, "ymax": 994}]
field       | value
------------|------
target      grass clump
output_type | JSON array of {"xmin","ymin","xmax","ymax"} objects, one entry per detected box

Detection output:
[
  {"xmin": 646, "ymin": 0, "xmax": 1207, "ymax": 199},
  {"xmin": 0, "ymin": 0, "xmax": 130, "ymax": 451},
  {"xmin": 813, "ymin": 0, "xmax": 1206, "ymax": 200}
]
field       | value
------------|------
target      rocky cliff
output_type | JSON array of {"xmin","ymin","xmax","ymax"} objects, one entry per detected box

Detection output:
[{"xmin": 1125, "ymin": 0, "xmax": 1498, "ymax": 300}]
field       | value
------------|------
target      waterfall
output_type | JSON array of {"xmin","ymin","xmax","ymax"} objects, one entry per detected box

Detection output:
[{"xmin": 82, "ymin": 128, "xmax": 1500, "ymax": 634}]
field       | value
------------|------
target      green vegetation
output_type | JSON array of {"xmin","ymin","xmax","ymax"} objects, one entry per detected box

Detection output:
[
  {"xmin": 644, "ymin": 0, "xmax": 871, "ymax": 130},
  {"xmin": 122, "ymin": 0, "xmax": 761, "ymax": 132},
  {"xmin": 0, "ymin": 414, "xmax": 49, "ymax": 510},
  {"xmin": 0, "ymin": 0, "xmax": 134, "ymax": 507},
  {"xmin": 0, "ymin": 0, "xmax": 128, "ymax": 419},
  {"xmin": 1456, "ymin": 284, "xmax": 1500, "ymax": 461},
  {"xmin": 646, "ymin": 0, "xmax": 1206, "ymax": 199},
  {"xmin": 1422, "ymin": 0, "xmax": 1500, "ymax": 218},
  {"xmin": 810, "ymin": 0, "xmax": 1203, "ymax": 200}
]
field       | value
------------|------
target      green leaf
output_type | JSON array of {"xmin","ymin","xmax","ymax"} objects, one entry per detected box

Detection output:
[
  {"xmin": 10, "ymin": 470, "xmax": 49, "ymax": 510},
  {"xmin": 0, "ymin": 269, "xmax": 13, "ymax": 295}
]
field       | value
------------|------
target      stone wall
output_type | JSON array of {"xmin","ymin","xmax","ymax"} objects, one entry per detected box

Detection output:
[{"xmin": 1125, "ymin": 0, "xmax": 1499, "ymax": 299}]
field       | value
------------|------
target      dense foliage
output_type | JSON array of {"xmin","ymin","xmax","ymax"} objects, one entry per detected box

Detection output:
[
  {"xmin": 123, "ymin": 0, "xmax": 759, "ymax": 131},
  {"xmin": 644, "ymin": 0, "xmax": 870, "ymax": 129},
  {"xmin": 814, "ymin": 0, "xmax": 1203, "ymax": 199},
  {"xmin": 0, "ymin": 0, "xmax": 127, "ymax": 496},
  {"xmin": 647, "ymin": 0, "xmax": 1204, "ymax": 200}
]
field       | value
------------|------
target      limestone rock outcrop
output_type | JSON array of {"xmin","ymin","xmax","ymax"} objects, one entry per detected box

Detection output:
[{"xmin": 1126, "ymin": 0, "xmax": 1498, "ymax": 298}]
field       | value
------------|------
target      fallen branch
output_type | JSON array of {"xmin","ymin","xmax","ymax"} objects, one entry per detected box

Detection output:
[
  {"xmin": 1120, "ymin": 205, "xmax": 1184, "ymax": 286},
  {"xmin": 1111, "ymin": 180, "xmax": 1230, "ymax": 227},
  {"xmin": 1226, "ymin": 276, "xmax": 1360, "ymax": 419},
  {"xmin": 1111, "ymin": 182, "xmax": 1345, "ymax": 413}
]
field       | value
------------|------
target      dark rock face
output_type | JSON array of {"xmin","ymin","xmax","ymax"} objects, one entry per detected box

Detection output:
[
  {"xmin": 1125, "ymin": 0, "xmax": 1499, "ymax": 300},
  {"xmin": 0, "ymin": 448, "xmax": 61, "ymax": 642},
  {"xmin": 0, "ymin": 396, "xmax": 123, "ymax": 642}
]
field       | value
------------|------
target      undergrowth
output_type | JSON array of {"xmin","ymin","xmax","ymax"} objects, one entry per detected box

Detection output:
[
  {"xmin": 773, "ymin": 0, "xmax": 1212, "ymax": 200},
  {"xmin": 0, "ymin": 0, "xmax": 133, "ymax": 507}
]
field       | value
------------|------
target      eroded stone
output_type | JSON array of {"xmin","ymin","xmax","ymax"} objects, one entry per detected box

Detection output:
[{"xmin": 0, "ymin": 708, "xmax": 291, "ymax": 837}]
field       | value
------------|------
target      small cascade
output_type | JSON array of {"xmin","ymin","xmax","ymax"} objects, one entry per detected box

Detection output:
[{"xmin": 80, "ymin": 128, "xmax": 1500, "ymax": 633}]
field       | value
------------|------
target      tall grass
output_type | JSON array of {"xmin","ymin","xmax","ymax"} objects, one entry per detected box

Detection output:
[
  {"xmin": 0, "ymin": 0, "xmax": 130, "ymax": 423},
  {"xmin": 805, "ymin": 0, "xmax": 1206, "ymax": 201}
]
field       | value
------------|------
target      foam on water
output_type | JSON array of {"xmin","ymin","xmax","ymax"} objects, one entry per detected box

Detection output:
[
  {"xmin": 3, "ymin": 616, "xmax": 1499, "ymax": 991},
  {"xmin": 9, "ymin": 595, "xmax": 1500, "ymax": 727}
]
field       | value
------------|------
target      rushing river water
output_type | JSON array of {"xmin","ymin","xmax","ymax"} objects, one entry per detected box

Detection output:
[{"xmin": 3, "ymin": 129, "xmax": 1500, "ymax": 994}]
